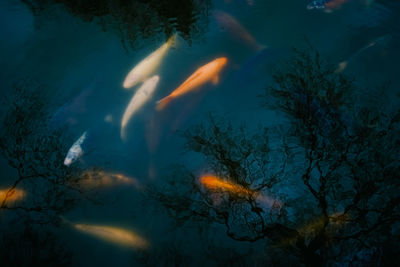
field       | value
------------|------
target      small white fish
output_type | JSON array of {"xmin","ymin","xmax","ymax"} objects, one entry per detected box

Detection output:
[
  {"xmin": 64, "ymin": 131, "xmax": 87, "ymax": 166},
  {"xmin": 121, "ymin": 76, "xmax": 160, "ymax": 140},
  {"xmin": 122, "ymin": 35, "xmax": 175, "ymax": 89}
]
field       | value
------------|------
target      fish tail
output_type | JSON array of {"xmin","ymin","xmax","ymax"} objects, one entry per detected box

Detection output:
[
  {"xmin": 156, "ymin": 96, "xmax": 172, "ymax": 111},
  {"xmin": 168, "ymin": 33, "xmax": 178, "ymax": 46},
  {"xmin": 255, "ymin": 43, "xmax": 267, "ymax": 52},
  {"xmin": 121, "ymin": 127, "xmax": 127, "ymax": 141}
]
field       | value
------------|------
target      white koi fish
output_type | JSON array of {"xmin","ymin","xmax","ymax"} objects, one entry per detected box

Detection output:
[
  {"xmin": 121, "ymin": 76, "xmax": 160, "ymax": 140},
  {"xmin": 64, "ymin": 131, "xmax": 87, "ymax": 166},
  {"xmin": 122, "ymin": 35, "xmax": 175, "ymax": 89}
]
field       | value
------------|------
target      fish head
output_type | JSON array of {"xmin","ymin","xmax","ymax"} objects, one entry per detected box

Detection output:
[
  {"xmin": 215, "ymin": 57, "xmax": 228, "ymax": 69},
  {"xmin": 64, "ymin": 146, "xmax": 82, "ymax": 166},
  {"xmin": 143, "ymin": 75, "xmax": 160, "ymax": 95},
  {"xmin": 148, "ymin": 75, "xmax": 160, "ymax": 85},
  {"xmin": 123, "ymin": 73, "xmax": 142, "ymax": 89},
  {"xmin": 64, "ymin": 156, "xmax": 73, "ymax": 166}
]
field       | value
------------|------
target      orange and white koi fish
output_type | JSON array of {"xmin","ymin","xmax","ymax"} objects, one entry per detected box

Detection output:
[
  {"xmin": 74, "ymin": 223, "xmax": 149, "ymax": 249},
  {"xmin": 123, "ymin": 34, "xmax": 175, "ymax": 89},
  {"xmin": 156, "ymin": 57, "xmax": 228, "ymax": 110}
]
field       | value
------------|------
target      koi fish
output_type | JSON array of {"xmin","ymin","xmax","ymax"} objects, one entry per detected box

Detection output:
[
  {"xmin": 123, "ymin": 35, "xmax": 175, "ymax": 89},
  {"xmin": 121, "ymin": 76, "xmax": 160, "ymax": 140},
  {"xmin": 156, "ymin": 57, "xmax": 228, "ymax": 110},
  {"xmin": 64, "ymin": 131, "xmax": 88, "ymax": 166}
]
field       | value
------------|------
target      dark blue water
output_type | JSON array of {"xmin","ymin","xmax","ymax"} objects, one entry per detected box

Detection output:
[{"xmin": 1, "ymin": 0, "xmax": 399, "ymax": 266}]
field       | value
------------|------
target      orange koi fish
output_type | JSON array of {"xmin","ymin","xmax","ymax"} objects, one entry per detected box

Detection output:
[{"xmin": 156, "ymin": 57, "xmax": 228, "ymax": 110}]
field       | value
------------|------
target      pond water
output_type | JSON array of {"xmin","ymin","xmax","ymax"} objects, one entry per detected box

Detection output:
[{"xmin": 1, "ymin": 0, "xmax": 399, "ymax": 266}]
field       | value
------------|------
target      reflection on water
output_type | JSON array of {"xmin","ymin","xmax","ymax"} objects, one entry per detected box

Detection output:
[
  {"xmin": 21, "ymin": 0, "xmax": 211, "ymax": 49},
  {"xmin": 1, "ymin": 0, "xmax": 400, "ymax": 266}
]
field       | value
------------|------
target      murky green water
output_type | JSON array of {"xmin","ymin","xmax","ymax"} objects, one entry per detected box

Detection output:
[{"xmin": 1, "ymin": 0, "xmax": 399, "ymax": 266}]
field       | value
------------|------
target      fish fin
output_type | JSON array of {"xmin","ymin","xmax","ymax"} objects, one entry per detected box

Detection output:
[
  {"xmin": 255, "ymin": 44, "xmax": 267, "ymax": 52},
  {"xmin": 156, "ymin": 96, "xmax": 173, "ymax": 111},
  {"xmin": 212, "ymin": 75, "xmax": 219, "ymax": 85}
]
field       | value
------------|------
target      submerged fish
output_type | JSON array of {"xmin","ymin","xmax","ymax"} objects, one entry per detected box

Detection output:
[
  {"xmin": 0, "ymin": 188, "xmax": 25, "ymax": 205},
  {"xmin": 156, "ymin": 57, "xmax": 228, "ymax": 110},
  {"xmin": 336, "ymin": 34, "xmax": 392, "ymax": 73},
  {"xmin": 50, "ymin": 80, "xmax": 97, "ymax": 127},
  {"xmin": 307, "ymin": 0, "xmax": 348, "ymax": 12},
  {"xmin": 200, "ymin": 175, "xmax": 252, "ymax": 196},
  {"xmin": 121, "ymin": 76, "xmax": 160, "ymax": 140},
  {"xmin": 214, "ymin": 10, "xmax": 265, "ymax": 51},
  {"xmin": 200, "ymin": 175, "xmax": 281, "ymax": 208},
  {"xmin": 79, "ymin": 170, "xmax": 142, "ymax": 190},
  {"xmin": 64, "ymin": 131, "xmax": 88, "ymax": 166},
  {"xmin": 123, "ymin": 35, "xmax": 175, "ymax": 89},
  {"xmin": 73, "ymin": 223, "xmax": 149, "ymax": 249}
]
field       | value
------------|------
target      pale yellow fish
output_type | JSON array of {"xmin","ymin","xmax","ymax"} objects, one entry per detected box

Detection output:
[
  {"xmin": 121, "ymin": 75, "xmax": 160, "ymax": 140},
  {"xmin": 123, "ymin": 35, "xmax": 175, "ymax": 89},
  {"xmin": 74, "ymin": 223, "xmax": 149, "ymax": 249}
]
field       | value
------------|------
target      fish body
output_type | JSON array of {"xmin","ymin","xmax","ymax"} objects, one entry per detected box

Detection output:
[
  {"xmin": 336, "ymin": 34, "xmax": 392, "ymax": 73},
  {"xmin": 123, "ymin": 35, "xmax": 175, "ymax": 89},
  {"xmin": 80, "ymin": 170, "xmax": 142, "ymax": 190},
  {"xmin": 200, "ymin": 175, "xmax": 281, "ymax": 208},
  {"xmin": 121, "ymin": 75, "xmax": 160, "ymax": 140},
  {"xmin": 74, "ymin": 223, "xmax": 149, "ymax": 249},
  {"xmin": 200, "ymin": 175, "xmax": 252, "ymax": 196},
  {"xmin": 156, "ymin": 57, "xmax": 228, "ymax": 110},
  {"xmin": 0, "ymin": 188, "xmax": 25, "ymax": 205},
  {"xmin": 50, "ymin": 79, "xmax": 99, "ymax": 127},
  {"xmin": 64, "ymin": 131, "xmax": 88, "ymax": 166},
  {"xmin": 214, "ymin": 10, "xmax": 265, "ymax": 51}
]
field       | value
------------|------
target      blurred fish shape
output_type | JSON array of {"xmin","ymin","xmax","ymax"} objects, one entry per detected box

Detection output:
[
  {"xmin": 121, "ymin": 75, "xmax": 160, "ymax": 140},
  {"xmin": 79, "ymin": 170, "xmax": 142, "ymax": 190},
  {"xmin": 0, "ymin": 188, "xmax": 25, "ymax": 206},
  {"xmin": 307, "ymin": 0, "xmax": 348, "ymax": 12},
  {"xmin": 213, "ymin": 10, "xmax": 265, "ymax": 51},
  {"xmin": 200, "ymin": 175, "xmax": 253, "ymax": 196},
  {"xmin": 336, "ymin": 34, "xmax": 392, "ymax": 73},
  {"xmin": 50, "ymin": 80, "xmax": 98, "ymax": 127},
  {"xmin": 123, "ymin": 34, "xmax": 175, "ymax": 89},
  {"xmin": 64, "ymin": 131, "xmax": 88, "ymax": 166},
  {"xmin": 156, "ymin": 57, "xmax": 228, "ymax": 110},
  {"xmin": 200, "ymin": 175, "xmax": 281, "ymax": 209},
  {"xmin": 71, "ymin": 222, "xmax": 149, "ymax": 249}
]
